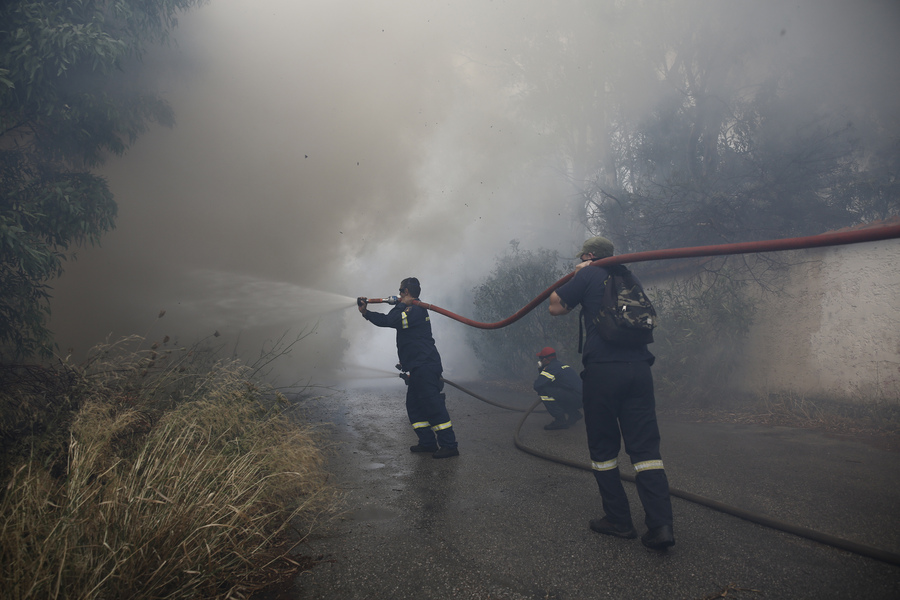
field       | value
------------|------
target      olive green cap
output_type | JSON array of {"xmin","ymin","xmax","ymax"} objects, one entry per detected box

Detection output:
[{"xmin": 577, "ymin": 236, "xmax": 614, "ymax": 259}]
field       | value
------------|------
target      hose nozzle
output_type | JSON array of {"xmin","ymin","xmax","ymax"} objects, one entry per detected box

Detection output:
[{"xmin": 366, "ymin": 295, "xmax": 400, "ymax": 305}]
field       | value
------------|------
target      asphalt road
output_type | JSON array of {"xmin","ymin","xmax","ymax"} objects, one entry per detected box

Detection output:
[{"xmin": 279, "ymin": 380, "xmax": 900, "ymax": 600}]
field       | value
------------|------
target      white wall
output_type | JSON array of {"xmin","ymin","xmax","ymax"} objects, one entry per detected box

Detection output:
[{"xmin": 736, "ymin": 239, "xmax": 900, "ymax": 402}]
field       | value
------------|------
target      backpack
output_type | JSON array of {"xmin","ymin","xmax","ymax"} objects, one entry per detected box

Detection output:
[{"xmin": 591, "ymin": 264, "xmax": 657, "ymax": 347}]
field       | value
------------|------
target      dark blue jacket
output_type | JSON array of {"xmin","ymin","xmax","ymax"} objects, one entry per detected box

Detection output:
[
  {"xmin": 533, "ymin": 358, "xmax": 583, "ymax": 405},
  {"xmin": 554, "ymin": 265, "xmax": 655, "ymax": 366},
  {"xmin": 364, "ymin": 302, "xmax": 443, "ymax": 371}
]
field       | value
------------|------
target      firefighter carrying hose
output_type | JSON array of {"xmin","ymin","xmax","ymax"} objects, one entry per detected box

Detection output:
[
  {"xmin": 549, "ymin": 235, "xmax": 675, "ymax": 550},
  {"xmin": 358, "ymin": 277, "xmax": 459, "ymax": 459},
  {"xmin": 533, "ymin": 347, "xmax": 583, "ymax": 430}
]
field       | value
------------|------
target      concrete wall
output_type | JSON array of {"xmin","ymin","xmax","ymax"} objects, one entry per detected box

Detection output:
[{"xmin": 735, "ymin": 239, "xmax": 900, "ymax": 402}]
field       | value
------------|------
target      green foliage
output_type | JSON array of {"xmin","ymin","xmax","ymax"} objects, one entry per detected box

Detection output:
[
  {"xmin": 574, "ymin": 13, "xmax": 900, "ymax": 255},
  {"xmin": 498, "ymin": 1, "xmax": 899, "ymax": 255},
  {"xmin": 469, "ymin": 242, "xmax": 580, "ymax": 380},
  {"xmin": 584, "ymin": 91, "xmax": 895, "ymax": 256},
  {"xmin": 0, "ymin": 0, "xmax": 206, "ymax": 360},
  {"xmin": 650, "ymin": 270, "xmax": 758, "ymax": 407}
]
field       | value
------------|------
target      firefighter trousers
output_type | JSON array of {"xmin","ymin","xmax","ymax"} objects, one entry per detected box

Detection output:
[
  {"xmin": 582, "ymin": 360, "xmax": 673, "ymax": 530},
  {"xmin": 406, "ymin": 366, "xmax": 457, "ymax": 449},
  {"xmin": 540, "ymin": 392, "xmax": 582, "ymax": 421}
]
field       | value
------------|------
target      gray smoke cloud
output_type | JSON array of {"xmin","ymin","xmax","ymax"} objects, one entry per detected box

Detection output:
[{"xmin": 48, "ymin": 0, "xmax": 900, "ymax": 387}]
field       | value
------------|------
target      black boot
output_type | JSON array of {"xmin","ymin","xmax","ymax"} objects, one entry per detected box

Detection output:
[
  {"xmin": 410, "ymin": 444, "xmax": 438, "ymax": 453},
  {"xmin": 432, "ymin": 446, "xmax": 459, "ymax": 459},
  {"xmin": 641, "ymin": 525, "xmax": 675, "ymax": 550},
  {"xmin": 589, "ymin": 517, "xmax": 637, "ymax": 539}
]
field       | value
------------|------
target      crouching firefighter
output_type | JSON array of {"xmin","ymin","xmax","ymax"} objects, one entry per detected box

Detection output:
[
  {"xmin": 533, "ymin": 347, "xmax": 584, "ymax": 430},
  {"xmin": 357, "ymin": 277, "xmax": 459, "ymax": 459}
]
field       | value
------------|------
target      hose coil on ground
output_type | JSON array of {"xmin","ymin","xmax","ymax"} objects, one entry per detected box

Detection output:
[{"xmin": 443, "ymin": 378, "xmax": 900, "ymax": 567}]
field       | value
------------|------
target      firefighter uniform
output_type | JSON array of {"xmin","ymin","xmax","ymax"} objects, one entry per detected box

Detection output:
[
  {"xmin": 554, "ymin": 262, "xmax": 673, "ymax": 535},
  {"xmin": 533, "ymin": 356, "xmax": 583, "ymax": 423},
  {"xmin": 363, "ymin": 302, "xmax": 458, "ymax": 450}
]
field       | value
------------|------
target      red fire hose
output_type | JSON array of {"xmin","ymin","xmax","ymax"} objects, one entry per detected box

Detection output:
[
  {"xmin": 361, "ymin": 220, "xmax": 900, "ymax": 565},
  {"xmin": 414, "ymin": 220, "xmax": 900, "ymax": 328},
  {"xmin": 420, "ymin": 221, "xmax": 900, "ymax": 566}
]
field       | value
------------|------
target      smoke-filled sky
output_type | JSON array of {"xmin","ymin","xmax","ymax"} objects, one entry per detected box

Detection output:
[{"xmin": 48, "ymin": 0, "xmax": 900, "ymax": 387}]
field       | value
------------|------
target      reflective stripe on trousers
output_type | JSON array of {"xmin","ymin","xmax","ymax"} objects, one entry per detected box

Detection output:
[
  {"xmin": 582, "ymin": 361, "xmax": 672, "ymax": 529},
  {"xmin": 592, "ymin": 458, "xmax": 665, "ymax": 473},
  {"xmin": 405, "ymin": 366, "xmax": 457, "ymax": 449}
]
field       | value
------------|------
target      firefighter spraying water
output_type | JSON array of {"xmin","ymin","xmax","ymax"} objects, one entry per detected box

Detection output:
[{"xmin": 356, "ymin": 277, "xmax": 460, "ymax": 459}]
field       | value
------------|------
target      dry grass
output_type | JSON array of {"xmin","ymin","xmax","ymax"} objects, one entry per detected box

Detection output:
[{"xmin": 0, "ymin": 337, "xmax": 340, "ymax": 599}]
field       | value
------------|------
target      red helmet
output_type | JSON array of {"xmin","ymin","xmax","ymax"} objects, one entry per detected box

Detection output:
[{"xmin": 536, "ymin": 347, "xmax": 556, "ymax": 358}]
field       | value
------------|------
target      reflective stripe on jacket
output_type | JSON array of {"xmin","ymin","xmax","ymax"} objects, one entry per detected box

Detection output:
[
  {"xmin": 532, "ymin": 358, "xmax": 582, "ymax": 405},
  {"xmin": 364, "ymin": 302, "xmax": 443, "ymax": 371}
]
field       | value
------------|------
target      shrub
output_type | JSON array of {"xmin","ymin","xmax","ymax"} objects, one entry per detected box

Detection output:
[
  {"xmin": 0, "ymin": 337, "xmax": 338, "ymax": 599},
  {"xmin": 650, "ymin": 271, "xmax": 758, "ymax": 408},
  {"xmin": 469, "ymin": 243, "xmax": 580, "ymax": 380}
]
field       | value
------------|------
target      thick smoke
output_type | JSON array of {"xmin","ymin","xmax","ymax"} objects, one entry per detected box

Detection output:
[{"xmin": 48, "ymin": 0, "xmax": 900, "ymax": 387}]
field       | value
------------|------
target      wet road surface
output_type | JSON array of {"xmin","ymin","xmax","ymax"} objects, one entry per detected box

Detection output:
[{"xmin": 283, "ymin": 381, "xmax": 900, "ymax": 600}]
